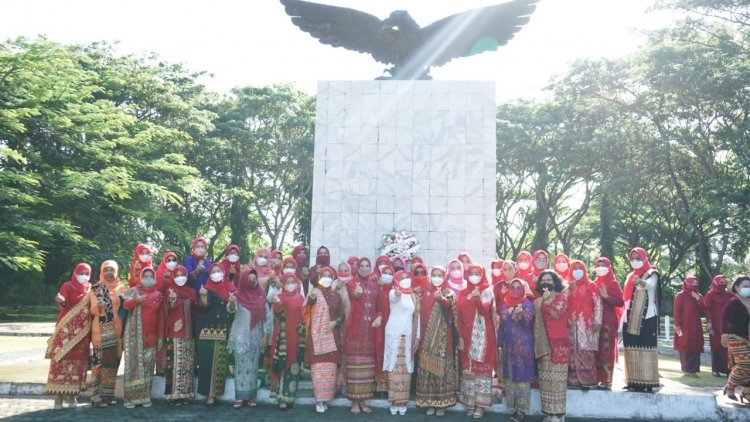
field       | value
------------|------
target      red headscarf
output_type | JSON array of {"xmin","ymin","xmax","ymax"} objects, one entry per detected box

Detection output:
[
  {"xmin": 569, "ymin": 260, "xmax": 598, "ymax": 327},
  {"xmin": 235, "ymin": 269, "xmax": 266, "ymax": 328},
  {"xmin": 373, "ymin": 255, "xmax": 393, "ymax": 280},
  {"xmin": 594, "ymin": 257, "xmax": 623, "ymax": 324},
  {"xmin": 218, "ymin": 244, "xmax": 241, "ymax": 288},
  {"xmin": 281, "ymin": 257, "xmax": 297, "ymax": 275},
  {"xmin": 430, "ymin": 266, "xmax": 447, "ymax": 291},
  {"xmin": 394, "ymin": 270, "xmax": 413, "ymax": 295},
  {"xmin": 623, "ymin": 247, "xmax": 654, "ymax": 303},
  {"xmin": 191, "ymin": 237, "xmax": 208, "ymax": 260},
  {"xmin": 347, "ymin": 256, "xmax": 360, "ymax": 271},
  {"xmin": 138, "ymin": 266, "xmax": 158, "ymax": 292},
  {"xmin": 278, "ymin": 272, "xmax": 304, "ymax": 366},
  {"xmin": 253, "ymin": 248, "xmax": 273, "ymax": 280},
  {"xmin": 155, "ymin": 251, "xmax": 178, "ymax": 292},
  {"xmin": 681, "ymin": 275, "xmax": 700, "ymax": 292},
  {"xmin": 392, "ymin": 256, "xmax": 406, "ymax": 271},
  {"xmin": 516, "ymin": 250, "xmax": 533, "ymax": 281},
  {"xmin": 711, "ymin": 274, "xmax": 730, "ymax": 294},
  {"xmin": 314, "ymin": 246, "xmax": 330, "ymax": 267},
  {"xmin": 410, "ymin": 256, "xmax": 424, "ymax": 267},
  {"xmin": 504, "ymin": 278, "xmax": 531, "ymax": 308},
  {"xmin": 270, "ymin": 249, "xmax": 283, "ymax": 274},
  {"xmin": 352, "ymin": 257, "xmax": 373, "ymax": 286},
  {"xmin": 553, "ymin": 253, "xmax": 571, "ymax": 281},
  {"xmin": 462, "ymin": 264, "xmax": 489, "ymax": 296},
  {"xmin": 292, "ymin": 243, "xmax": 308, "ymax": 279},
  {"xmin": 69, "ymin": 263, "xmax": 93, "ymax": 293},
  {"xmin": 204, "ymin": 263, "xmax": 235, "ymax": 302},
  {"xmin": 411, "ymin": 263, "xmax": 429, "ymax": 292},
  {"xmin": 129, "ymin": 243, "xmax": 152, "ymax": 287},
  {"xmin": 532, "ymin": 250, "xmax": 549, "ymax": 277},
  {"xmin": 490, "ymin": 259, "xmax": 505, "ymax": 285},
  {"xmin": 457, "ymin": 252, "xmax": 473, "ymax": 279}
]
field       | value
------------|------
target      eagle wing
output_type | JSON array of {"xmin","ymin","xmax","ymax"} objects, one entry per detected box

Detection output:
[
  {"xmin": 420, "ymin": 0, "xmax": 538, "ymax": 68},
  {"xmin": 280, "ymin": 0, "xmax": 399, "ymax": 65}
]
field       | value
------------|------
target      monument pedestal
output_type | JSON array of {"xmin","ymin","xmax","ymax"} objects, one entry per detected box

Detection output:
[{"xmin": 310, "ymin": 80, "xmax": 497, "ymax": 267}]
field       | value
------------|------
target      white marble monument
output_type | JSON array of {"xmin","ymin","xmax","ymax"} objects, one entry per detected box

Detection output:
[{"xmin": 310, "ymin": 80, "xmax": 497, "ymax": 267}]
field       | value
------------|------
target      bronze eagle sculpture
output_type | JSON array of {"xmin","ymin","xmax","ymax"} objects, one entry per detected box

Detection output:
[{"xmin": 280, "ymin": 0, "xmax": 538, "ymax": 80}]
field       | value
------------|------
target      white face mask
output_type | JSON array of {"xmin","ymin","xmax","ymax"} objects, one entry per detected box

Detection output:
[
  {"xmin": 319, "ymin": 276, "xmax": 333, "ymax": 288},
  {"xmin": 740, "ymin": 287, "xmax": 750, "ymax": 298},
  {"xmin": 492, "ymin": 269, "xmax": 502, "ymax": 277},
  {"xmin": 284, "ymin": 283, "xmax": 297, "ymax": 293},
  {"xmin": 227, "ymin": 254, "xmax": 239, "ymax": 263},
  {"xmin": 595, "ymin": 267, "xmax": 609, "ymax": 277},
  {"xmin": 76, "ymin": 274, "xmax": 90, "ymax": 284},
  {"xmin": 431, "ymin": 276, "xmax": 444, "ymax": 287},
  {"xmin": 141, "ymin": 277, "xmax": 156, "ymax": 288},
  {"xmin": 535, "ymin": 260, "xmax": 547, "ymax": 270},
  {"xmin": 283, "ymin": 268, "xmax": 296, "ymax": 274},
  {"xmin": 256, "ymin": 257, "xmax": 268, "ymax": 266},
  {"xmin": 174, "ymin": 276, "xmax": 188, "ymax": 286},
  {"xmin": 450, "ymin": 269, "xmax": 462, "ymax": 279},
  {"xmin": 166, "ymin": 261, "xmax": 177, "ymax": 271},
  {"xmin": 139, "ymin": 253, "xmax": 151, "ymax": 263},
  {"xmin": 210, "ymin": 272, "xmax": 224, "ymax": 282},
  {"xmin": 518, "ymin": 262, "xmax": 530, "ymax": 270},
  {"xmin": 399, "ymin": 278, "xmax": 412, "ymax": 289},
  {"xmin": 572, "ymin": 269, "xmax": 584, "ymax": 281},
  {"xmin": 272, "ymin": 258, "xmax": 282, "ymax": 266},
  {"xmin": 555, "ymin": 263, "xmax": 569, "ymax": 272},
  {"xmin": 381, "ymin": 274, "xmax": 394, "ymax": 284},
  {"xmin": 468, "ymin": 275, "xmax": 481, "ymax": 285},
  {"xmin": 630, "ymin": 260, "xmax": 643, "ymax": 269}
]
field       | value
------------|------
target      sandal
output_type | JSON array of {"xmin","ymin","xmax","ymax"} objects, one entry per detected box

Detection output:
[
  {"xmin": 279, "ymin": 402, "xmax": 288, "ymax": 411},
  {"xmin": 350, "ymin": 405, "xmax": 361, "ymax": 414},
  {"xmin": 91, "ymin": 399, "xmax": 108, "ymax": 408},
  {"xmin": 724, "ymin": 385, "xmax": 738, "ymax": 401},
  {"xmin": 360, "ymin": 404, "xmax": 372, "ymax": 413},
  {"xmin": 233, "ymin": 400, "xmax": 244, "ymax": 409},
  {"xmin": 206, "ymin": 398, "xmax": 216, "ymax": 408},
  {"xmin": 740, "ymin": 392, "xmax": 750, "ymax": 404},
  {"xmin": 246, "ymin": 400, "xmax": 257, "ymax": 408},
  {"xmin": 473, "ymin": 408, "xmax": 484, "ymax": 419}
]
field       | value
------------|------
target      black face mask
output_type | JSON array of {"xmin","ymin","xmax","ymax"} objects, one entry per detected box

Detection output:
[{"xmin": 541, "ymin": 283, "xmax": 554, "ymax": 290}]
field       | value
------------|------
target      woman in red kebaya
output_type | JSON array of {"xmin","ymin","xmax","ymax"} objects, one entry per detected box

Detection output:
[
  {"xmin": 457, "ymin": 252, "xmax": 473, "ymax": 279},
  {"xmin": 530, "ymin": 250, "xmax": 549, "ymax": 296},
  {"xmin": 567, "ymin": 260, "xmax": 602, "ymax": 389},
  {"xmin": 163, "ymin": 265, "xmax": 197, "ymax": 405},
  {"xmin": 309, "ymin": 246, "xmax": 331, "ymax": 287},
  {"xmin": 270, "ymin": 249, "xmax": 284, "ymax": 276},
  {"xmin": 705, "ymin": 274, "xmax": 732, "ymax": 376},
  {"xmin": 457, "ymin": 264, "xmax": 496, "ymax": 418},
  {"xmin": 219, "ymin": 245, "xmax": 242, "ymax": 289},
  {"xmin": 129, "ymin": 243, "xmax": 153, "ymax": 287},
  {"xmin": 593, "ymin": 257, "xmax": 624, "ymax": 389},
  {"xmin": 122, "ymin": 267, "xmax": 165, "ymax": 408},
  {"xmin": 46, "ymin": 263, "xmax": 93, "ymax": 410},
  {"xmin": 553, "ymin": 254, "xmax": 571, "ymax": 286},
  {"xmin": 673, "ymin": 276, "xmax": 706, "ymax": 376}
]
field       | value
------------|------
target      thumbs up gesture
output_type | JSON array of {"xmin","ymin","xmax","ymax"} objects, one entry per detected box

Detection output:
[
  {"xmin": 169, "ymin": 289, "xmax": 177, "ymax": 301},
  {"xmin": 355, "ymin": 282, "xmax": 363, "ymax": 298},
  {"xmin": 228, "ymin": 292, "xmax": 236, "ymax": 302}
]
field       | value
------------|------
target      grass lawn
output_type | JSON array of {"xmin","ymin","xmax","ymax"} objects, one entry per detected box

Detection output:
[
  {"xmin": 0, "ymin": 306, "xmax": 59, "ymax": 322},
  {"xmin": 658, "ymin": 354, "xmax": 726, "ymax": 388}
]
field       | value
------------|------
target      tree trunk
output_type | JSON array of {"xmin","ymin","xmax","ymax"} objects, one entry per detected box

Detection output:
[{"xmin": 599, "ymin": 190, "xmax": 615, "ymax": 262}]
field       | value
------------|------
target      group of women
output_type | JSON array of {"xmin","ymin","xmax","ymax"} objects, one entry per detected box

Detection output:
[{"xmin": 44, "ymin": 240, "xmax": 750, "ymax": 421}]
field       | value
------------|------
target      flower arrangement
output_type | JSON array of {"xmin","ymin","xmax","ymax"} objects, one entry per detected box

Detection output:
[{"xmin": 379, "ymin": 230, "xmax": 420, "ymax": 261}]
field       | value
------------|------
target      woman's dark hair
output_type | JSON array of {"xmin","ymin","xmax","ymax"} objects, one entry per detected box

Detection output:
[
  {"xmin": 536, "ymin": 270, "xmax": 563, "ymax": 294},
  {"xmin": 732, "ymin": 275, "xmax": 750, "ymax": 294}
]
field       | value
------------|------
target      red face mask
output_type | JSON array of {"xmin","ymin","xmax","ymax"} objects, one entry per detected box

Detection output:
[
  {"xmin": 510, "ymin": 288, "xmax": 524, "ymax": 299},
  {"xmin": 338, "ymin": 271, "xmax": 351, "ymax": 278},
  {"xmin": 687, "ymin": 282, "xmax": 699, "ymax": 291}
]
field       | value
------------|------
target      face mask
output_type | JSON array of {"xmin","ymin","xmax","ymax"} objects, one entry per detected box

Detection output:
[
  {"xmin": 381, "ymin": 274, "xmax": 394, "ymax": 284},
  {"xmin": 358, "ymin": 267, "xmax": 370, "ymax": 277},
  {"xmin": 77, "ymin": 274, "xmax": 90, "ymax": 284},
  {"xmin": 210, "ymin": 272, "xmax": 224, "ymax": 282},
  {"xmin": 399, "ymin": 278, "xmax": 412, "ymax": 289},
  {"xmin": 318, "ymin": 255, "xmax": 330, "ymax": 265},
  {"xmin": 284, "ymin": 283, "xmax": 297, "ymax": 293},
  {"xmin": 227, "ymin": 254, "xmax": 239, "ymax": 263},
  {"xmin": 492, "ymin": 269, "xmax": 502, "ymax": 277},
  {"xmin": 272, "ymin": 258, "xmax": 282, "ymax": 266},
  {"xmin": 283, "ymin": 268, "xmax": 296, "ymax": 274},
  {"xmin": 687, "ymin": 283, "xmax": 699, "ymax": 291},
  {"xmin": 256, "ymin": 257, "xmax": 268, "ymax": 266},
  {"xmin": 535, "ymin": 260, "xmax": 547, "ymax": 270},
  {"xmin": 193, "ymin": 246, "xmax": 206, "ymax": 257},
  {"xmin": 450, "ymin": 270, "xmax": 462, "ymax": 279},
  {"xmin": 319, "ymin": 276, "xmax": 333, "ymax": 288},
  {"xmin": 174, "ymin": 276, "xmax": 188, "ymax": 286},
  {"xmin": 541, "ymin": 282, "xmax": 554, "ymax": 291},
  {"xmin": 338, "ymin": 271, "xmax": 351, "ymax": 279},
  {"xmin": 295, "ymin": 253, "xmax": 307, "ymax": 264},
  {"xmin": 630, "ymin": 260, "xmax": 643, "ymax": 269},
  {"xmin": 139, "ymin": 253, "xmax": 151, "ymax": 263},
  {"xmin": 468, "ymin": 275, "xmax": 481, "ymax": 285},
  {"xmin": 740, "ymin": 287, "xmax": 750, "ymax": 298},
  {"xmin": 572, "ymin": 269, "xmax": 584, "ymax": 281},
  {"xmin": 431, "ymin": 276, "xmax": 443, "ymax": 287},
  {"xmin": 166, "ymin": 261, "xmax": 177, "ymax": 271},
  {"xmin": 141, "ymin": 277, "xmax": 156, "ymax": 288},
  {"xmin": 595, "ymin": 267, "xmax": 609, "ymax": 277},
  {"xmin": 555, "ymin": 263, "xmax": 569, "ymax": 272},
  {"xmin": 518, "ymin": 262, "xmax": 530, "ymax": 271},
  {"xmin": 510, "ymin": 288, "xmax": 524, "ymax": 299}
]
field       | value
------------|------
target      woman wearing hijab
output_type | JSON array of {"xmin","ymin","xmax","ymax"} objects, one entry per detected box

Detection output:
[
  {"xmin": 534, "ymin": 270, "xmax": 570, "ymax": 422},
  {"xmin": 530, "ymin": 250, "xmax": 549, "ymax": 296},
  {"xmin": 219, "ymin": 245, "xmax": 242, "ymax": 289},
  {"xmin": 373, "ymin": 255, "xmax": 393, "ymax": 283},
  {"xmin": 516, "ymin": 251, "xmax": 534, "ymax": 286},
  {"xmin": 567, "ymin": 260, "xmax": 602, "ymax": 389},
  {"xmin": 382, "ymin": 271, "xmax": 420, "ymax": 416},
  {"xmin": 446, "ymin": 259, "xmax": 467, "ymax": 296},
  {"xmin": 416, "ymin": 266, "xmax": 458, "ymax": 416},
  {"xmin": 553, "ymin": 254, "xmax": 571, "ymax": 286},
  {"xmin": 593, "ymin": 257, "xmax": 624, "ymax": 389},
  {"xmin": 673, "ymin": 276, "xmax": 706, "ymax": 377},
  {"xmin": 374, "ymin": 263, "xmax": 396, "ymax": 395},
  {"xmin": 292, "ymin": 243, "xmax": 309, "ymax": 293},
  {"xmin": 270, "ymin": 249, "xmax": 284, "ymax": 276},
  {"xmin": 721, "ymin": 275, "xmax": 750, "ymax": 402},
  {"xmin": 196, "ymin": 263, "xmax": 236, "ymax": 407},
  {"xmin": 122, "ymin": 267, "xmax": 165, "ymax": 408},
  {"xmin": 270, "ymin": 272, "xmax": 306, "ymax": 410},
  {"xmin": 335, "ymin": 261, "xmax": 354, "ymax": 394},
  {"xmin": 309, "ymin": 246, "xmax": 332, "ymax": 287},
  {"xmin": 345, "ymin": 257, "xmax": 379, "ymax": 414},
  {"xmin": 457, "ymin": 252, "xmax": 473, "ymax": 279},
  {"xmin": 499, "ymin": 278, "xmax": 535, "ymax": 422},
  {"xmin": 304, "ymin": 266, "xmax": 344, "ymax": 413},
  {"xmin": 154, "ymin": 251, "xmax": 179, "ymax": 375},
  {"xmin": 621, "ymin": 247, "xmax": 662, "ymax": 392},
  {"xmin": 46, "ymin": 263, "xmax": 93, "ymax": 410},
  {"xmin": 183, "ymin": 237, "xmax": 214, "ymax": 296},
  {"xmin": 129, "ymin": 243, "xmax": 153, "ymax": 287},
  {"xmin": 254, "ymin": 248, "xmax": 275, "ymax": 290},
  {"xmin": 705, "ymin": 274, "xmax": 732, "ymax": 376},
  {"xmin": 163, "ymin": 265, "xmax": 197, "ymax": 406},
  {"xmin": 489, "ymin": 259, "xmax": 505, "ymax": 287},
  {"xmin": 228, "ymin": 268, "xmax": 272, "ymax": 409},
  {"xmin": 89, "ymin": 260, "xmax": 125, "ymax": 407},
  {"xmin": 391, "ymin": 257, "xmax": 407, "ymax": 273},
  {"xmin": 457, "ymin": 265, "xmax": 496, "ymax": 419}
]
